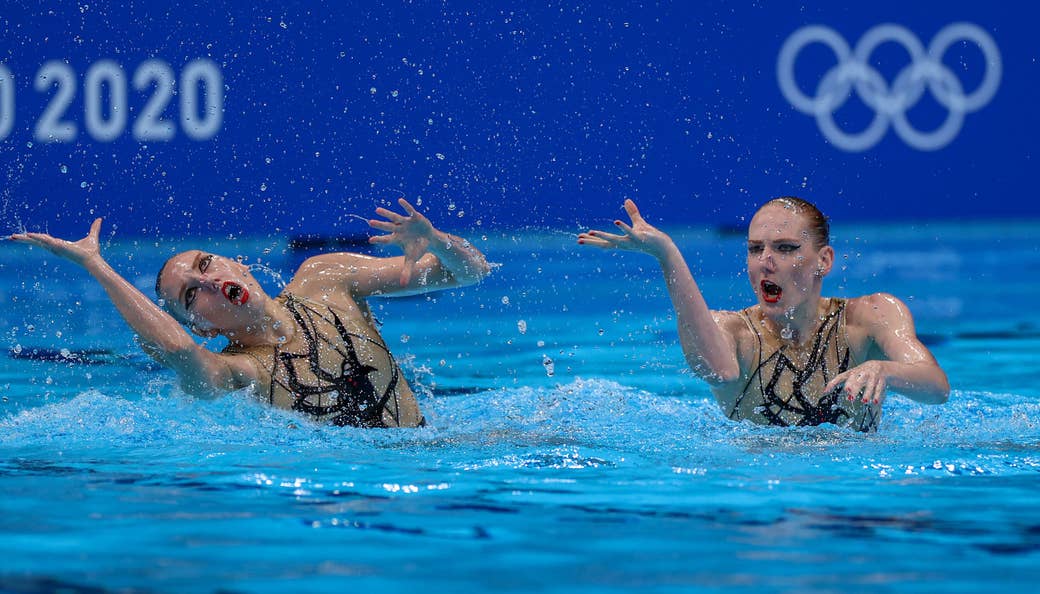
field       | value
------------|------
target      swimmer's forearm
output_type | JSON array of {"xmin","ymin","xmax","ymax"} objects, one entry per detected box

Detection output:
[
  {"xmin": 883, "ymin": 361, "xmax": 950, "ymax": 404},
  {"xmin": 85, "ymin": 257, "xmax": 244, "ymax": 393},
  {"xmin": 656, "ymin": 243, "xmax": 739, "ymax": 382},
  {"xmin": 427, "ymin": 229, "xmax": 491, "ymax": 285},
  {"xmin": 82, "ymin": 256, "xmax": 197, "ymax": 353}
]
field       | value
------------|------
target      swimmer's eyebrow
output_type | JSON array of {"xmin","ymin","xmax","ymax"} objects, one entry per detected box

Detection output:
[{"xmin": 748, "ymin": 237, "xmax": 801, "ymax": 244}]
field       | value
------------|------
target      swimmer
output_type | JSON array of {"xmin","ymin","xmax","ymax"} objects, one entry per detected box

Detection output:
[
  {"xmin": 578, "ymin": 197, "xmax": 949, "ymax": 431},
  {"xmin": 8, "ymin": 198, "xmax": 490, "ymax": 428}
]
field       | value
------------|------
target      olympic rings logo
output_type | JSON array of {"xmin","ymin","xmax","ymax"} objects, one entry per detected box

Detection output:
[{"xmin": 777, "ymin": 23, "xmax": 1001, "ymax": 152}]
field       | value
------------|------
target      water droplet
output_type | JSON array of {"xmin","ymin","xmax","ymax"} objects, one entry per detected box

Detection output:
[{"xmin": 542, "ymin": 355, "xmax": 555, "ymax": 377}]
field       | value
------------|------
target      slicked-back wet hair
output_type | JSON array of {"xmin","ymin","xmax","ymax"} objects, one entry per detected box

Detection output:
[
  {"xmin": 153, "ymin": 255, "xmax": 192, "ymax": 326},
  {"xmin": 759, "ymin": 196, "xmax": 830, "ymax": 248},
  {"xmin": 155, "ymin": 256, "xmax": 174, "ymax": 300}
]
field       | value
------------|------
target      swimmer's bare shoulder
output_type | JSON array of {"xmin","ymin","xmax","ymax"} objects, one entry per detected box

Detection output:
[
  {"xmin": 690, "ymin": 308, "xmax": 754, "ymax": 384},
  {"xmin": 842, "ymin": 292, "xmax": 916, "ymax": 361},
  {"xmin": 696, "ymin": 308, "xmax": 754, "ymax": 408},
  {"xmin": 159, "ymin": 346, "xmax": 266, "ymax": 399},
  {"xmin": 280, "ymin": 253, "xmax": 370, "ymax": 303}
]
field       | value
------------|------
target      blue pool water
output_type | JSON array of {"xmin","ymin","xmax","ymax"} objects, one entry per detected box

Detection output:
[{"xmin": 1, "ymin": 221, "xmax": 1039, "ymax": 593}]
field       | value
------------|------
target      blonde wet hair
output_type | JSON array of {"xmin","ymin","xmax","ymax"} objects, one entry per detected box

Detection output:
[{"xmin": 759, "ymin": 196, "xmax": 830, "ymax": 248}]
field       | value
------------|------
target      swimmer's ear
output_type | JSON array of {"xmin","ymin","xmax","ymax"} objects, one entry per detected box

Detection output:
[{"xmin": 817, "ymin": 245, "xmax": 835, "ymax": 277}]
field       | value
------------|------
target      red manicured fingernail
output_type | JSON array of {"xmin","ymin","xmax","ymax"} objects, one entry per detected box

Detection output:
[{"xmin": 578, "ymin": 240, "xmax": 584, "ymax": 244}]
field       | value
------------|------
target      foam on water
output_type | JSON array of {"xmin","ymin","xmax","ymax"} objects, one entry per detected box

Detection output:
[{"xmin": 3, "ymin": 378, "xmax": 1037, "ymax": 479}]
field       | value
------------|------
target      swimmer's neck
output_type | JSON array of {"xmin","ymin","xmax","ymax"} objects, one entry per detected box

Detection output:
[
  {"xmin": 223, "ymin": 296, "xmax": 296, "ymax": 348},
  {"xmin": 759, "ymin": 296, "xmax": 830, "ymax": 344}
]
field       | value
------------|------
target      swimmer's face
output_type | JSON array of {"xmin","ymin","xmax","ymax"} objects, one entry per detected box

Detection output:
[
  {"xmin": 157, "ymin": 250, "xmax": 260, "ymax": 336},
  {"xmin": 746, "ymin": 203, "xmax": 833, "ymax": 314}
]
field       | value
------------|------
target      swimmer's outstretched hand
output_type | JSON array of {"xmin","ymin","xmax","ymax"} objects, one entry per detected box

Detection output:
[
  {"xmin": 368, "ymin": 198, "xmax": 437, "ymax": 286},
  {"xmin": 8, "ymin": 218, "xmax": 104, "ymax": 268},
  {"xmin": 824, "ymin": 360, "xmax": 889, "ymax": 406},
  {"xmin": 578, "ymin": 199, "xmax": 674, "ymax": 259}
]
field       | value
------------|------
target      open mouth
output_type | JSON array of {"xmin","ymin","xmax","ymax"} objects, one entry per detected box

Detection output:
[
  {"xmin": 761, "ymin": 280, "xmax": 782, "ymax": 303},
  {"xmin": 222, "ymin": 281, "xmax": 249, "ymax": 305}
]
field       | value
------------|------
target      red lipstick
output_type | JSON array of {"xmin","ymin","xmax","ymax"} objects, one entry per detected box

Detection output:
[
  {"xmin": 222, "ymin": 281, "xmax": 249, "ymax": 305},
  {"xmin": 761, "ymin": 280, "xmax": 782, "ymax": 303}
]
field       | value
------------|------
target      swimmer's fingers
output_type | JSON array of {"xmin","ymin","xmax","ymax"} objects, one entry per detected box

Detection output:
[
  {"xmin": 576, "ymin": 233, "xmax": 613, "ymax": 249},
  {"xmin": 829, "ymin": 364, "xmax": 886, "ymax": 404},
  {"xmin": 397, "ymin": 198, "xmax": 421, "ymax": 217},
  {"xmin": 613, "ymin": 219, "xmax": 635, "ymax": 236},
  {"xmin": 87, "ymin": 218, "xmax": 102, "ymax": 243},
  {"xmin": 622, "ymin": 199, "xmax": 646, "ymax": 225},
  {"xmin": 368, "ymin": 218, "xmax": 398, "ymax": 234},
  {"xmin": 368, "ymin": 232, "xmax": 393, "ymax": 245},
  {"xmin": 373, "ymin": 206, "xmax": 406, "ymax": 224},
  {"xmin": 9, "ymin": 232, "xmax": 71, "ymax": 254},
  {"xmin": 864, "ymin": 375, "xmax": 887, "ymax": 405},
  {"xmin": 577, "ymin": 230, "xmax": 627, "ymax": 249},
  {"xmin": 824, "ymin": 375, "xmax": 843, "ymax": 395},
  {"xmin": 10, "ymin": 219, "xmax": 104, "ymax": 266},
  {"xmin": 826, "ymin": 370, "xmax": 861, "ymax": 402}
]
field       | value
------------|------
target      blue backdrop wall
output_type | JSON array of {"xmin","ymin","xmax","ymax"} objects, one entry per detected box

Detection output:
[{"xmin": 1, "ymin": 1, "xmax": 1035, "ymax": 238}]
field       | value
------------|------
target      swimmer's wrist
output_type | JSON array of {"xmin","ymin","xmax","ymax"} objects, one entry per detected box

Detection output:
[
  {"xmin": 651, "ymin": 238, "xmax": 681, "ymax": 263},
  {"xmin": 81, "ymin": 253, "xmax": 108, "ymax": 272},
  {"xmin": 428, "ymin": 229, "xmax": 460, "ymax": 254}
]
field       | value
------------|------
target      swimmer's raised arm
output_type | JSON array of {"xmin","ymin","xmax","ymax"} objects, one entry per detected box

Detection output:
[
  {"xmin": 299, "ymin": 198, "xmax": 489, "ymax": 298},
  {"xmin": 825, "ymin": 293, "xmax": 950, "ymax": 406},
  {"xmin": 578, "ymin": 199, "xmax": 740, "ymax": 383},
  {"xmin": 8, "ymin": 219, "xmax": 256, "ymax": 397},
  {"xmin": 367, "ymin": 197, "xmax": 490, "ymax": 290}
]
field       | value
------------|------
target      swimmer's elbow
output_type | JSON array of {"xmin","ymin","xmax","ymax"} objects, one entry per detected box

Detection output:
[
  {"xmin": 912, "ymin": 373, "xmax": 950, "ymax": 405},
  {"xmin": 931, "ymin": 377, "xmax": 951, "ymax": 404},
  {"xmin": 711, "ymin": 367, "xmax": 741, "ymax": 385},
  {"xmin": 693, "ymin": 360, "xmax": 741, "ymax": 385},
  {"xmin": 448, "ymin": 260, "xmax": 492, "ymax": 287},
  {"xmin": 179, "ymin": 382, "xmax": 223, "ymax": 400},
  {"xmin": 141, "ymin": 334, "xmax": 197, "ymax": 359}
]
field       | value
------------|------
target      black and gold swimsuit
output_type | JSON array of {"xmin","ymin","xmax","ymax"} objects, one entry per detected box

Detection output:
[
  {"xmin": 730, "ymin": 298, "xmax": 880, "ymax": 432},
  {"xmin": 225, "ymin": 294, "xmax": 416, "ymax": 428}
]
